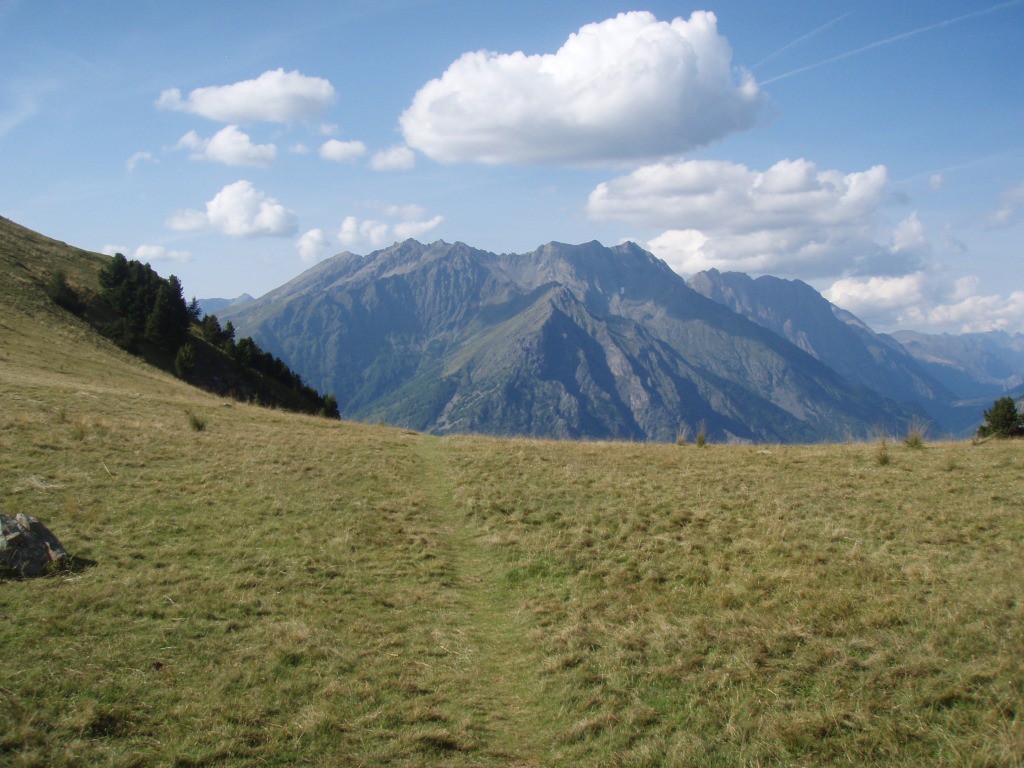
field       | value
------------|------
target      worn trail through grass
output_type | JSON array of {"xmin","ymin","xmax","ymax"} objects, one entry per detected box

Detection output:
[{"xmin": 411, "ymin": 435, "xmax": 551, "ymax": 764}]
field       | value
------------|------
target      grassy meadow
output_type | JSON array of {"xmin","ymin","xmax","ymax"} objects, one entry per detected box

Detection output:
[{"xmin": 1, "ymin": 220, "xmax": 1023, "ymax": 766}]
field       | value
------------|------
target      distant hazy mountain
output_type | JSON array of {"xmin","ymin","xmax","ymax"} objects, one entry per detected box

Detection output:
[
  {"xmin": 685, "ymin": 269, "xmax": 977, "ymax": 434},
  {"xmin": 891, "ymin": 330, "xmax": 1024, "ymax": 399},
  {"xmin": 198, "ymin": 293, "xmax": 254, "ymax": 318},
  {"xmin": 220, "ymin": 240, "xmax": 921, "ymax": 443}
]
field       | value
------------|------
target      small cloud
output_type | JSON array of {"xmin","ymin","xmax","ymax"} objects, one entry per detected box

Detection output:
[
  {"xmin": 167, "ymin": 180, "xmax": 297, "ymax": 237},
  {"xmin": 133, "ymin": 244, "xmax": 191, "ymax": 263},
  {"xmin": 175, "ymin": 125, "xmax": 276, "ymax": 166},
  {"xmin": 319, "ymin": 138, "xmax": 367, "ymax": 162},
  {"xmin": 319, "ymin": 123, "xmax": 340, "ymax": 136},
  {"xmin": 126, "ymin": 151, "xmax": 156, "ymax": 173},
  {"xmin": 370, "ymin": 145, "xmax": 416, "ymax": 171},
  {"xmin": 165, "ymin": 208, "xmax": 208, "ymax": 232},
  {"xmin": 394, "ymin": 215, "xmax": 444, "ymax": 239},
  {"xmin": 929, "ymin": 173, "xmax": 944, "ymax": 191},
  {"xmin": 101, "ymin": 243, "xmax": 189, "ymax": 262},
  {"xmin": 890, "ymin": 212, "xmax": 927, "ymax": 255},
  {"xmin": 296, "ymin": 228, "xmax": 329, "ymax": 263},
  {"xmin": 338, "ymin": 216, "xmax": 389, "ymax": 249},
  {"xmin": 289, "ymin": 143, "xmax": 310, "ymax": 155},
  {"xmin": 987, "ymin": 183, "xmax": 1024, "ymax": 228},
  {"xmin": 156, "ymin": 68, "xmax": 335, "ymax": 123}
]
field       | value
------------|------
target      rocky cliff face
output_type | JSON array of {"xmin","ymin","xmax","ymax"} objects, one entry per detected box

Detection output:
[{"xmin": 222, "ymin": 240, "xmax": 922, "ymax": 443}]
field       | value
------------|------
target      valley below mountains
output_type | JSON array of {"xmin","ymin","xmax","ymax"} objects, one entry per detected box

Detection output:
[{"xmin": 219, "ymin": 239, "xmax": 993, "ymax": 443}]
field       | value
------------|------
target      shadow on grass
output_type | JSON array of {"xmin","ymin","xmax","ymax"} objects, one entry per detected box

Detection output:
[{"xmin": 0, "ymin": 554, "xmax": 98, "ymax": 581}]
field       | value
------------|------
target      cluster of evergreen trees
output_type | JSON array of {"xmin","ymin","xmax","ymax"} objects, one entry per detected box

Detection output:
[
  {"xmin": 91, "ymin": 253, "xmax": 338, "ymax": 419},
  {"xmin": 98, "ymin": 254, "xmax": 191, "ymax": 354},
  {"xmin": 196, "ymin": 312, "xmax": 339, "ymax": 418}
]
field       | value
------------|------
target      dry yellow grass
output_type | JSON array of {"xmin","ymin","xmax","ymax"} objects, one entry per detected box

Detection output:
[{"xmin": 1, "ymin": 217, "xmax": 1022, "ymax": 766}]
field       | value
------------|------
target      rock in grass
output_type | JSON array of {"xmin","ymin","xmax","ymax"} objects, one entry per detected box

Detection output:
[{"xmin": 1, "ymin": 513, "xmax": 68, "ymax": 577}]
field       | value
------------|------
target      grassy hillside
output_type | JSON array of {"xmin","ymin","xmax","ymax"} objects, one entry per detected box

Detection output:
[{"xmin": 1, "ymin": 219, "xmax": 1022, "ymax": 766}]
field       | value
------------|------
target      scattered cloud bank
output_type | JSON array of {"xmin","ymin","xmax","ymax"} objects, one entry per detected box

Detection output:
[
  {"xmin": 589, "ymin": 156, "xmax": 1024, "ymax": 332},
  {"xmin": 157, "ymin": 69, "xmax": 335, "ymax": 123},
  {"xmin": 176, "ymin": 125, "xmax": 277, "ymax": 166},
  {"xmin": 401, "ymin": 11, "xmax": 762, "ymax": 165},
  {"xmin": 290, "ymin": 205, "xmax": 444, "ymax": 262},
  {"xmin": 320, "ymin": 138, "xmax": 367, "ymax": 162},
  {"xmin": 102, "ymin": 243, "xmax": 191, "ymax": 263},
  {"xmin": 826, "ymin": 273, "xmax": 1024, "ymax": 333},
  {"xmin": 589, "ymin": 158, "xmax": 891, "ymax": 277},
  {"xmin": 337, "ymin": 204, "xmax": 444, "ymax": 250},
  {"xmin": 167, "ymin": 180, "xmax": 297, "ymax": 237}
]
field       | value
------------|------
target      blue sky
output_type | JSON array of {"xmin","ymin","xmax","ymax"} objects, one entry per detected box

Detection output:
[{"xmin": 2, "ymin": 0, "xmax": 1022, "ymax": 333}]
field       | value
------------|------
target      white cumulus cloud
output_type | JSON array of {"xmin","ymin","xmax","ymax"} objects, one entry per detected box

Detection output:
[
  {"xmin": 370, "ymin": 145, "xmax": 416, "ymax": 171},
  {"xmin": 320, "ymin": 138, "xmax": 367, "ymax": 162},
  {"xmin": 400, "ymin": 11, "xmax": 763, "ymax": 165},
  {"xmin": 296, "ymin": 228, "xmax": 329, "ymax": 263},
  {"xmin": 176, "ymin": 125, "xmax": 276, "ymax": 166},
  {"xmin": 156, "ymin": 69, "xmax": 335, "ymax": 123},
  {"xmin": 166, "ymin": 180, "xmax": 297, "ymax": 238},
  {"xmin": 589, "ymin": 158, "xmax": 891, "ymax": 277}
]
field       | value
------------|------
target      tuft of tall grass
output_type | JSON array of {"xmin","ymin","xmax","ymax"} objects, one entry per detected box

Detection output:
[
  {"xmin": 876, "ymin": 437, "xmax": 891, "ymax": 465},
  {"xmin": 695, "ymin": 420, "xmax": 708, "ymax": 447},
  {"xmin": 904, "ymin": 417, "xmax": 928, "ymax": 449},
  {"xmin": 186, "ymin": 410, "xmax": 207, "ymax": 432}
]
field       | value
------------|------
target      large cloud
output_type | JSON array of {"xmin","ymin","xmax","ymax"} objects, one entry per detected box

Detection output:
[
  {"xmin": 167, "ymin": 180, "xmax": 297, "ymax": 237},
  {"xmin": 176, "ymin": 125, "xmax": 276, "ymax": 166},
  {"xmin": 588, "ymin": 157, "xmax": 894, "ymax": 277},
  {"xmin": 157, "ymin": 69, "xmax": 335, "ymax": 123},
  {"xmin": 400, "ymin": 11, "xmax": 762, "ymax": 165}
]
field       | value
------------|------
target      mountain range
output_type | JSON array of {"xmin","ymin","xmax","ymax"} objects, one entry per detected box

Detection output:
[
  {"xmin": 220, "ymin": 239, "xmax": 938, "ymax": 443},
  {"xmin": 684, "ymin": 269, "xmax": 1001, "ymax": 435}
]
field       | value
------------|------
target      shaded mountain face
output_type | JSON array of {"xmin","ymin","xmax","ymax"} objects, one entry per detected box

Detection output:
[
  {"xmin": 222, "ymin": 240, "xmax": 922, "ymax": 443},
  {"xmin": 686, "ymin": 269, "xmax": 980, "ymax": 435},
  {"xmin": 197, "ymin": 294, "xmax": 254, "ymax": 318},
  {"xmin": 891, "ymin": 330, "xmax": 1024, "ymax": 399}
]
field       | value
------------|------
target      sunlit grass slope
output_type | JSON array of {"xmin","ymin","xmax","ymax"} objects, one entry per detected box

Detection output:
[{"xmin": 1, "ymin": 217, "xmax": 1022, "ymax": 766}]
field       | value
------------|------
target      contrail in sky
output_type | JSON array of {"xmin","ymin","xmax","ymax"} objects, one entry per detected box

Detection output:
[
  {"xmin": 761, "ymin": 0, "xmax": 1023, "ymax": 85},
  {"xmin": 753, "ymin": 12, "xmax": 851, "ymax": 69}
]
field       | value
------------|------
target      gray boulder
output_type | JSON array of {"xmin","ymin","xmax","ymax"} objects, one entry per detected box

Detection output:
[{"xmin": 1, "ymin": 513, "xmax": 69, "ymax": 577}]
